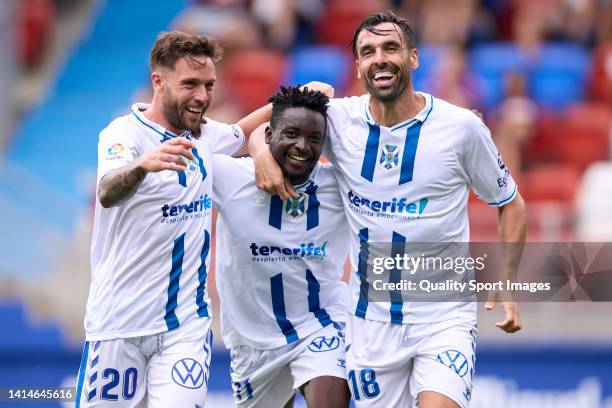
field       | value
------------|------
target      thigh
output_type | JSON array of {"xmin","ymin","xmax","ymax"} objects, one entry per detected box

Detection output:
[
  {"xmin": 76, "ymin": 339, "xmax": 147, "ymax": 408},
  {"xmin": 345, "ymin": 315, "xmax": 413, "ymax": 408},
  {"xmin": 410, "ymin": 321, "xmax": 478, "ymax": 408},
  {"xmin": 231, "ymin": 345, "xmax": 295, "ymax": 408},
  {"xmin": 146, "ymin": 318, "xmax": 213, "ymax": 408}
]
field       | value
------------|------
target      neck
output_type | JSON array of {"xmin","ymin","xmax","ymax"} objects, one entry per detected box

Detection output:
[
  {"xmin": 369, "ymin": 89, "xmax": 425, "ymax": 127},
  {"xmin": 143, "ymin": 97, "xmax": 183, "ymax": 135}
]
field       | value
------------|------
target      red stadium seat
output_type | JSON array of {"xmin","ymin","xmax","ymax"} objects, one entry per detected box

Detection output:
[
  {"xmin": 315, "ymin": 0, "xmax": 387, "ymax": 47},
  {"xmin": 550, "ymin": 103, "xmax": 611, "ymax": 170},
  {"xmin": 588, "ymin": 43, "xmax": 612, "ymax": 103},
  {"xmin": 522, "ymin": 164, "xmax": 581, "ymax": 203},
  {"xmin": 223, "ymin": 50, "xmax": 287, "ymax": 113},
  {"xmin": 19, "ymin": 0, "xmax": 56, "ymax": 68}
]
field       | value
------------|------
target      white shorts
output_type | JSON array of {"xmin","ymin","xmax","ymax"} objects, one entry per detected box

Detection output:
[
  {"xmin": 230, "ymin": 322, "xmax": 347, "ymax": 407},
  {"xmin": 345, "ymin": 315, "xmax": 477, "ymax": 408},
  {"xmin": 76, "ymin": 317, "xmax": 213, "ymax": 408}
]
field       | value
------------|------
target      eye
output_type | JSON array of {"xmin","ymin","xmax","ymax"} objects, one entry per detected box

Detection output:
[{"xmin": 205, "ymin": 82, "xmax": 214, "ymax": 91}]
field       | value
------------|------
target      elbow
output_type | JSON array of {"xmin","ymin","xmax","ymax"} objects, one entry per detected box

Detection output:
[{"xmin": 98, "ymin": 188, "xmax": 113, "ymax": 208}]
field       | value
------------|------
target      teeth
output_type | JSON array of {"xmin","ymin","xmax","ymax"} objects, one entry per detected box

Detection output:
[
  {"xmin": 374, "ymin": 71, "xmax": 393, "ymax": 80},
  {"xmin": 186, "ymin": 107, "xmax": 202, "ymax": 114},
  {"xmin": 288, "ymin": 153, "xmax": 307, "ymax": 162}
]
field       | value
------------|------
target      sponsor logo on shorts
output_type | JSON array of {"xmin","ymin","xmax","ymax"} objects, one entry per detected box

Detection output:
[
  {"xmin": 436, "ymin": 350, "xmax": 469, "ymax": 377},
  {"xmin": 308, "ymin": 335, "xmax": 340, "ymax": 352},
  {"xmin": 171, "ymin": 358, "xmax": 205, "ymax": 389}
]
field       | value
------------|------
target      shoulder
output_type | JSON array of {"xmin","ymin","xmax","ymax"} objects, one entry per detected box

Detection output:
[
  {"xmin": 212, "ymin": 154, "xmax": 253, "ymax": 175},
  {"xmin": 201, "ymin": 117, "xmax": 242, "ymax": 137},
  {"xmin": 313, "ymin": 162, "xmax": 339, "ymax": 188},
  {"xmin": 99, "ymin": 113, "xmax": 140, "ymax": 142},
  {"xmin": 329, "ymin": 94, "xmax": 368, "ymax": 120},
  {"xmin": 428, "ymin": 96, "xmax": 489, "ymax": 141}
]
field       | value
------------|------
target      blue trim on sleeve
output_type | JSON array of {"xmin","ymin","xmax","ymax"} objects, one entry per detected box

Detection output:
[{"xmin": 488, "ymin": 185, "xmax": 518, "ymax": 206}]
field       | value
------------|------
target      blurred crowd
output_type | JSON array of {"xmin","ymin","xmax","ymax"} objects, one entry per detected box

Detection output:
[{"xmin": 14, "ymin": 0, "xmax": 612, "ymax": 239}]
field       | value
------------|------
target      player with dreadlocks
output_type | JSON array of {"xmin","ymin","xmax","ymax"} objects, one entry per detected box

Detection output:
[{"xmin": 212, "ymin": 85, "xmax": 351, "ymax": 407}]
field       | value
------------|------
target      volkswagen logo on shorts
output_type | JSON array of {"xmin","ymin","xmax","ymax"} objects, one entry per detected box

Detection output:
[
  {"xmin": 436, "ymin": 350, "xmax": 469, "ymax": 377},
  {"xmin": 308, "ymin": 336, "xmax": 340, "ymax": 352},
  {"xmin": 171, "ymin": 358, "xmax": 205, "ymax": 389}
]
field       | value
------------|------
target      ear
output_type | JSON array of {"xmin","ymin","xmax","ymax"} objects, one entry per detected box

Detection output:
[
  {"xmin": 264, "ymin": 126, "xmax": 272, "ymax": 144},
  {"xmin": 151, "ymin": 71, "xmax": 163, "ymax": 92},
  {"xmin": 410, "ymin": 48, "xmax": 419, "ymax": 70},
  {"xmin": 355, "ymin": 60, "xmax": 361, "ymax": 79}
]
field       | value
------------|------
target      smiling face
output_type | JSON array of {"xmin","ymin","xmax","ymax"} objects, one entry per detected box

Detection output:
[
  {"xmin": 355, "ymin": 22, "xmax": 419, "ymax": 103},
  {"xmin": 265, "ymin": 107, "xmax": 326, "ymax": 185},
  {"xmin": 153, "ymin": 55, "xmax": 216, "ymax": 134}
]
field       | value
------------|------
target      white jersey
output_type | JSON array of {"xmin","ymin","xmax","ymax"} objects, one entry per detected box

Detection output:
[
  {"xmin": 85, "ymin": 103, "xmax": 244, "ymax": 341},
  {"xmin": 325, "ymin": 93, "xmax": 517, "ymax": 324},
  {"xmin": 213, "ymin": 155, "xmax": 349, "ymax": 349}
]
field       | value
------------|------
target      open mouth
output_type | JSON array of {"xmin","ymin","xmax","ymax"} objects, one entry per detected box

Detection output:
[
  {"xmin": 185, "ymin": 106, "xmax": 203, "ymax": 116},
  {"xmin": 287, "ymin": 153, "xmax": 309, "ymax": 163},
  {"xmin": 371, "ymin": 70, "xmax": 396, "ymax": 87}
]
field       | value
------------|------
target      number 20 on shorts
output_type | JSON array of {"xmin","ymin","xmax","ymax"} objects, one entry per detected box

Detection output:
[{"xmin": 348, "ymin": 368, "xmax": 380, "ymax": 400}]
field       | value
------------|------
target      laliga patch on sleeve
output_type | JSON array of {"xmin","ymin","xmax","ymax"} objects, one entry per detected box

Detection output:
[{"xmin": 106, "ymin": 143, "xmax": 126, "ymax": 160}]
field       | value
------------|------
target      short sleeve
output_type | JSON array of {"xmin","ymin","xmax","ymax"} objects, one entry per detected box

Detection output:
[
  {"xmin": 211, "ymin": 154, "xmax": 253, "ymax": 210},
  {"xmin": 97, "ymin": 125, "xmax": 140, "ymax": 182},
  {"xmin": 462, "ymin": 117, "xmax": 517, "ymax": 207},
  {"xmin": 202, "ymin": 118, "xmax": 245, "ymax": 156}
]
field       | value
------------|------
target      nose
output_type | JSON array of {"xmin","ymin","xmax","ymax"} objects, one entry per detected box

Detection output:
[
  {"xmin": 374, "ymin": 47, "xmax": 386, "ymax": 66},
  {"xmin": 293, "ymin": 136, "xmax": 307, "ymax": 152},
  {"xmin": 194, "ymin": 85, "xmax": 209, "ymax": 104}
]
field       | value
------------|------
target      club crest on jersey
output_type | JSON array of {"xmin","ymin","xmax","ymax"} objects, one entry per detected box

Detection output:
[
  {"xmin": 285, "ymin": 193, "xmax": 307, "ymax": 217},
  {"xmin": 379, "ymin": 144, "xmax": 400, "ymax": 170}
]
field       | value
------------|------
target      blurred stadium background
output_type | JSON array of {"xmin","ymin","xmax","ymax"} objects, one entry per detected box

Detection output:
[{"xmin": 1, "ymin": 0, "xmax": 611, "ymax": 406}]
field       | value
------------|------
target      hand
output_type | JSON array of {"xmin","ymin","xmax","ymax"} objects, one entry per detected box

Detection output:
[
  {"xmin": 137, "ymin": 137, "xmax": 196, "ymax": 173},
  {"xmin": 254, "ymin": 149, "xmax": 298, "ymax": 200},
  {"xmin": 484, "ymin": 294, "xmax": 522, "ymax": 333},
  {"xmin": 302, "ymin": 81, "xmax": 335, "ymax": 99}
]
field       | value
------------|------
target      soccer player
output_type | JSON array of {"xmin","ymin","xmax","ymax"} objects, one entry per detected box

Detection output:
[
  {"xmin": 254, "ymin": 11, "xmax": 527, "ymax": 408},
  {"xmin": 212, "ymin": 86, "xmax": 351, "ymax": 407},
  {"xmin": 76, "ymin": 31, "xmax": 278, "ymax": 407}
]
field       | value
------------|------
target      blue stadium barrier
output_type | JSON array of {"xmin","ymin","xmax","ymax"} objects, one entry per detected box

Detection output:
[{"xmin": 3, "ymin": 299, "xmax": 612, "ymax": 408}]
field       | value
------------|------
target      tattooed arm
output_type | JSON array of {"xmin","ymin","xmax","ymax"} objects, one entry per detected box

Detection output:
[{"xmin": 98, "ymin": 137, "xmax": 196, "ymax": 208}]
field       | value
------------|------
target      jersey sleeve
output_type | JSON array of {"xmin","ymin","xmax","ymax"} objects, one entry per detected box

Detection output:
[
  {"xmin": 97, "ymin": 123, "xmax": 141, "ymax": 182},
  {"xmin": 202, "ymin": 118, "xmax": 245, "ymax": 156},
  {"xmin": 211, "ymin": 154, "xmax": 253, "ymax": 210},
  {"xmin": 461, "ymin": 117, "xmax": 518, "ymax": 207}
]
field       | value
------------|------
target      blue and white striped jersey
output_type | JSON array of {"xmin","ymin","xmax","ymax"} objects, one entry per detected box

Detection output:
[
  {"xmin": 324, "ymin": 93, "xmax": 518, "ymax": 324},
  {"xmin": 213, "ymin": 156, "xmax": 349, "ymax": 349},
  {"xmin": 85, "ymin": 103, "xmax": 244, "ymax": 341}
]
